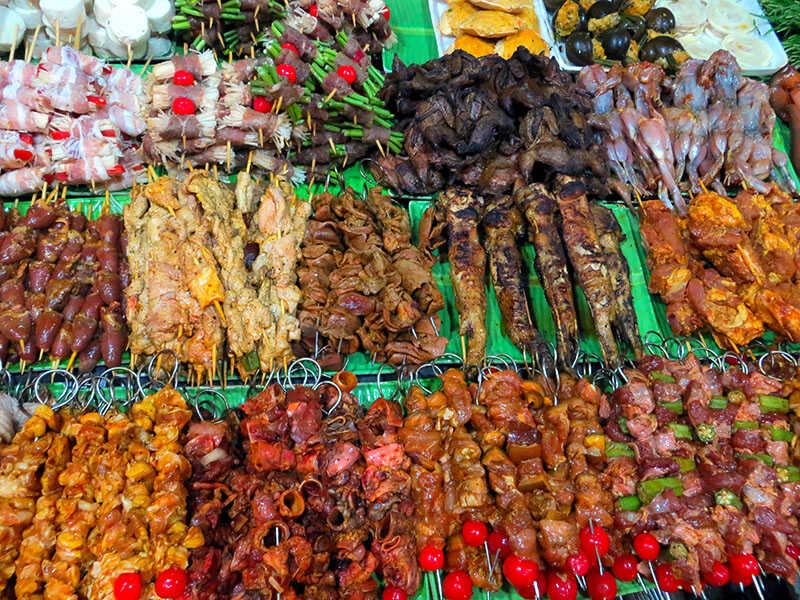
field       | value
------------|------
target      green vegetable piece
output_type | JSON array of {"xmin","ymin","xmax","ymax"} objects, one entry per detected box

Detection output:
[
  {"xmin": 728, "ymin": 390, "xmax": 746, "ymax": 404},
  {"xmin": 660, "ymin": 400, "xmax": 683, "ymax": 414},
  {"xmin": 669, "ymin": 542, "xmax": 688, "ymax": 560},
  {"xmin": 736, "ymin": 452, "xmax": 774, "ymax": 466},
  {"xmin": 675, "ymin": 457, "xmax": 696, "ymax": 472},
  {"xmin": 240, "ymin": 350, "xmax": 259, "ymax": 372},
  {"xmin": 778, "ymin": 466, "xmax": 800, "ymax": 483},
  {"xmin": 607, "ymin": 442, "xmax": 635, "ymax": 458},
  {"xmin": 714, "ymin": 489, "xmax": 743, "ymax": 510},
  {"xmin": 669, "ymin": 423, "xmax": 692, "ymax": 439},
  {"xmin": 619, "ymin": 417, "xmax": 630, "ymax": 435},
  {"xmin": 770, "ymin": 427, "xmax": 794, "ymax": 442},
  {"xmin": 709, "ymin": 396, "xmax": 728, "ymax": 410},
  {"xmin": 695, "ymin": 423, "xmax": 715, "ymax": 443},
  {"xmin": 616, "ymin": 495, "xmax": 641, "ymax": 511},
  {"xmin": 734, "ymin": 420, "xmax": 759, "ymax": 431},
  {"xmin": 650, "ymin": 371, "xmax": 676, "ymax": 383},
  {"xmin": 637, "ymin": 477, "xmax": 684, "ymax": 504},
  {"xmin": 758, "ymin": 395, "xmax": 789, "ymax": 413}
]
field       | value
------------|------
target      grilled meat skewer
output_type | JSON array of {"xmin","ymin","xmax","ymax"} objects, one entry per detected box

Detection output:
[
  {"xmin": 556, "ymin": 176, "xmax": 620, "ymax": 367},
  {"xmin": 590, "ymin": 204, "xmax": 644, "ymax": 359},
  {"xmin": 440, "ymin": 189, "xmax": 487, "ymax": 368},
  {"xmin": 516, "ymin": 184, "xmax": 580, "ymax": 369},
  {"xmin": 482, "ymin": 198, "xmax": 544, "ymax": 357}
]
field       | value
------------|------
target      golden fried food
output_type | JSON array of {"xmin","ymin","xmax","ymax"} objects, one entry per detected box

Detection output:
[
  {"xmin": 495, "ymin": 29, "xmax": 549, "ymax": 58},
  {"xmin": 449, "ymin": 34, "xmax": 497, "ymax": 56},
  {"xmin": 440, "ymin": 1, "xmax": 478, "ymax": 36},
  {"xmin": 466, "ymin": 0, "xmax": 527, "ymax": 13},
  {"xmin": 458, "ymin": 10, "xmax": 524, "ymax": 38},
  {"xmin": 518, "ymin": 6, "xmax": 542, "ymax": 32}
]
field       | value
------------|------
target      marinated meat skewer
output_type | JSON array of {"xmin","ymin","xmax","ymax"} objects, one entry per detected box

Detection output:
[
  {"xmin": 440, "ymin": 189, "xmax": 487, "ymax": 368},
  {"xmin": 590, "ymin": 204, "xmax": 644, "ymax": 359},
  {"xmin": 482, "ymin": 197, "xmax": 544, "ymax": 358},
  {"xmin": 516, "ymin": 183, "xmax": 580, "ymax": 369},
  {"xmin": 556, "ymin": 176, "xmax": 620, "ymax": 367}
]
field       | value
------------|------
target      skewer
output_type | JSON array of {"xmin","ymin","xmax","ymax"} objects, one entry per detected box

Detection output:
[
  {"xmin": 8, "ymin": 25, "xmax": 18, "ymax": 62},
  {"xmin": 126, "ymin": 45, "xmax": 133, "ymax": 70},
  {"xmin": 25, "ymin": 25, "xmax": 40, "ymax": 62},
  {"xmin": 55, "ymin": 19, "xmax": 60, "ymax": 48},
  {"xmin": 74, "ymin": 13, "xmax": 83, "ymax": 50}
]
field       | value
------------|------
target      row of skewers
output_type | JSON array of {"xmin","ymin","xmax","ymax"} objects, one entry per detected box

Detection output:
[{"xmin": 421, "ymin": 178, "xmax": 643, "ymax": 372}]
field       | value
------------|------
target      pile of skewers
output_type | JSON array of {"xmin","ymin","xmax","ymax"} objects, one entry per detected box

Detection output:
[
  {"xmin": 421, "ymin": 178, "xmax": 643, "ymax": 370},
  {"xmin": 250, "ymin": 15, "xmax": 402, "ymax": 178},
  {"xmin": 295, "ymin": 186, "xmax": 447, "ymax": 370},
  {"xmin": 0, "ymin": 193, "xmax": 127, "ymax": 372},
  {"xmin": 142, "ymin": 52, "xmax": 298, "ymax": 181},
  {"xmin": 640, "ymin": 183, "xmax": 800, "ymax": 350},
  {"xmin": 398, "ymin": 356, "xmax": 800, "ymax": 600},
  {"xmin": 0, "ymin": 45, "xmax": 147, "ymax": 197},
  {"xmin": 124, "ymin": 169, "xmax": 310, "ymax": 382},
  {"xmin": 182, "ymin": 378, "xmax": 420, "ymax": 599},
  {"xmin": 0, "ymin": 387, "xmax": 201, "ymax": 600}
]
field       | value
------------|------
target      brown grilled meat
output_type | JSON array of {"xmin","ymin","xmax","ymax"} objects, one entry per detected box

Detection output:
[
  {"xmin": 516, "ymin": 184, "xmax": 579, "ymax": 368},
  {"xmin": 440, "ymin": 189, "xmax": 487, "ymax": 367},
  {"xmin": 590, "ymin": 204, "xmax": 644, "ymax": 359},
  {"xmin": 556, "ymin": 176, "xmax": 620, "ymax": 367},
  {"xmin": 482, "ymin": 197, "xmax": 543, "ymax": 354}
]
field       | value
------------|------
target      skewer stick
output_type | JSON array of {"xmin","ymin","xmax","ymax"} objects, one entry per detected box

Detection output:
[
  {"xmin": 126, "ymin": 45, "xmax": 133, "ymax": 70},
  {"xmin": 259, "ymin": 128, "xmax": 264, "ymax": 147},
  {"xmin": 74, "ymin": 13, "xmax": 83, "ymax": 50},
  {"xmin": 246, "ymin": 151, "xmax": 253, "ymax": 174},
  {"xmin": 55, "ymin": 19, "xmax": 60, "ymax": 48},
  {"xmin": 19, "ymin": 360, "xmax": 25, "ymax": 374},
  {"xmin": 214, "ymin": 300, "xmax": 226, "ymax": 325},
  {"xmin": 66, "ymin": 351, "xmax": 77, "ymax": 372},
  {"xmin": 226, "ymin": 141, "xmax": 232, "ymax": 172},
  {"xmin": 8, "ymin": 25, "xmax": 19, "ymax": 62},
  {"xmin": 461, "ymin": 335, "xmax": 467, "ymax": 363},
  {"xmin": 376, "ymin": 139, "xmax": 385, "ymax": 157},
  {"xmin": 26, "ymin": 25, "xmax": 40, "ymax": 62}
]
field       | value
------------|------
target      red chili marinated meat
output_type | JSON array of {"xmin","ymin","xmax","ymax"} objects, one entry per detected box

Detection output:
[
  {"xmin": 88, "ymin": 214, "xmax": 122, "ymax": 244},
  {"xmin": 0, "ymin": 227, "xmax": 36, "ymax": 264},
  {"xmin": 44, "ymin": 279, "xmax": 73, "ymax": 311},
  {"xmin": 78, "ymin": 338, "xmax": 101, "ymax": 372},
  {"xmin": 70, "ymin": 293, "xmax": 103, "ymax": 353},
  {"xmin": 62, "ymin": 295, "xmax": 84, "ymax": 322},
  {"xmin": 0, "ymin": 307, "xmax": 31, "ymax": 343},
  {"xmin": 26, "ymin": 293, "xmax": 45, "ymax": 322},
  {"xmin": 27, "ymin": 261, "xmax": 53, "ymax": 294},
  {"xmin": 93, "ymin": 272, "xmax": 121, "ymax": 305},
  {"xmin": 17, "ymin": 338, "xmax": 36, "ymax": 362},
  {"xmin": 50, "ymin": 322, "xmax": 73, "ymax": 359},
  {"xmin": 58, "ymin": 231, "xmax": 84, "ymax": 263},
  {"xmin": 68, "ymin": 212, "xmax": 87, "ymax": 232},
  {"xmin": 36, "ymin": 228, "xmax": 66, "ymax": 262},
  {"xmin": 0, "ymin": 279, "xmax": 26, "ymax": 307},
  {"xmin": 19, "ymin": 204, "xmax": 57, "ymax": 229},
  {"xmin": 96, "ymin": 242, "xmax": 119, "ymax": 272},
  {"xmin": 99, "ymin": 302, "xmax": 126, "ymax": 367},
  {"xmin": 35, "ymin": 309, "xmax": 63, "ymax": 351}
]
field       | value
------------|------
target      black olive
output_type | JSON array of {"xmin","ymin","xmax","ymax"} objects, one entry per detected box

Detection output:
[
  {"xmin": 545, "ymin": 0, "xmax": 565, "ymax": 12},
  {"xmin": 599, "ymin": 26, "xmax": 631, "ymax": 60},
  {"xmin": 645, "ymin": 7, "xmax": 676, "ymax": 33},
  {"xmin": 620, "ymin": 14, "xmax": 646, "ymax": 41},
  {"xmin": 587, "ymin": 0, "xmax": 617, "ymax": 19},
  {"xmin": 565, "ymin": 30, "xmax": 595, "ymax": 65},
  {"xmin": 639, "ymin": 35, "xmax": 684, "ymax": 63}
]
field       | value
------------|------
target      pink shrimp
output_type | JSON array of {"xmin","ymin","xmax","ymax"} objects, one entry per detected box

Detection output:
[
  {"xmin": 0, "ymin": 166, "xmax": 46, "ymax": 196},
  {"xmin": 0, "ymin": 101, "xmax": 50, "ymax": 132}
]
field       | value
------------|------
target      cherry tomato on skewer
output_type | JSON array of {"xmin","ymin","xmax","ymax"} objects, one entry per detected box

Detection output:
[
  {"xmin": 253, "ymin": 96, "xmax": 273, "ymax": 113},
  {"xmin": 565, "ymin": 550, "xmax": 590, "ymax": 577},
  {"xmin": 787, "ymin": 545, "xmax": 800, "ymax": 562},
  {"xmin": 612, "ymin": 554, "xmax": 638, "ymax": 582},
  {"xmin": 338, "ymin": 65, "xmax": 357, "ymax": 85},
  {"xmin": 655, "ymin": 564, "xmax": 681, "ymax": 594},
  {"xmin": 113, "ymin": 572, "xmax": 142, "ymax": 600},
  {"xmin": 419, "ymin": 546, "xmax": 444, "ymax": 571},
  {"xmin": 276, "ymin": 64, "xmax": 296, "ymax": 84},
  {"xmin": 548, "ymin": 571, "xmax": 578, "ymax": 600},
  {"xmin": 586, "ymin": 568, "xmax": 617, "ymax": 600},
  {"xmin": 487, "ymin": 530, "xmax": 510, "ymax": 559},
  {"xmin": 503, "ymin": 554, "xmax": 538, "ymax": 588},
  {"xmin": 154, "ymin": 567, "xmax": 187, "ymax": 599},
  {"xmin": 703, "ymin": 561, "xmax": 729, "ymax": 587},
  {"xmin": 281, "ymin": 43, "xmax": 299, "ymax": 56},
  {"xmin": 172, "ymin": 97, "xmax": 195, "ymax": 115},
  {"xmin": 633, "ymin": 532, "xmax": 660, "ymax": 561},
  {"xmin": 382, "ymin": 586, "xmax": 407, "ymax": 600},
  {"xmin": 461, "ymin": 520, "xmax": 488, "ymax": 547},
  {"xmin": 580, "ymin": 524, "xmax": 610, "ymax": 557},
  {"xmin": 173, "ymin": 69, "xmax": 194, "ymax": 85},
  {"xmin": 729, "ymin": 553, "xmax": 760, "ymax": 577},
  {"xmin": 442, "ymin": 570, "xmax": 472, "ymax": 600}
]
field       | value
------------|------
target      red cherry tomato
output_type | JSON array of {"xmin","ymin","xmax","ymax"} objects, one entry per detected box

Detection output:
[
  {"xmin": 107, "ymin": 164, "xmax": 125, "ymax": 176},
  {"xmin": 419, "ymin": 546, "xmax": 444, "ymax": 571},
  {"xmin": 586, "ymin": 569, "xmax": 617, "ymax": 600},
  {"xmin": 442, "ymin": 570, "xmax": 472, "ymax": 600},
  {"xmin": 13, "ymin": 149, "xmax": 33, "ymax": 161},
  {"xmin": 461, "ymin": 520, "xmax": 488, "ymax": 547},
  {"xmin": 516, "ymin": 582, "xmax": 539, "ymax": 599},
  {"xmin": 503, "ymin": 555, "xmax": 538, "ymax": 588},
  {"xmin": 253, "ymin": 96, "xmax": 273, "ymax": 113},
  {"xmin": 517, "ymin": 569, "xmax": 548, "ymax": 599},
  {"xmin": 19, "ymin": 133, "xmax": 33, "ymax": 144},
  {"xmin": 565, "ymin": 551, "xmax": 590, "ymax": 577},
  {"xmin": 787, "ymin": 545, "xmax": 800, "ymax": 562},
  {"xmin": 381, "ymin": 5, "xmax": 390, "ymax": 19},
  {"xmin": 308, "ymin": 4, "xmax": 317, "ymax": 15},
  {"xmin": 172, "ymin": 97, "xmax": 196, "ymax": 115},
  {"xmin": 633, "ymin": 533, "xmax": 660, "ymax": 562},
  {"xmin": 281, "ymin": 43, "xmax": 299, "ymax": 56},
  {"xmin": 87, "ymin": 95, "xmax": 106, "ymax": 106},
  {"xmin": 382, "ymin": 586, "xmax": 407, "ymax": 600},
  {"xmin": 612, "ymin": 554, "xmax": 638, "ymax": 582},
  {"xmin": 703, "ymin": 561, "xmax": 729, "ymax": 587},
  {"xmin": 547, "ymin": 571, "xmax": 578, "ymax": 600},
  {"xmin": 276, "ymin": 63, "xmax": 297, "ymax": 84},
  {"xmin": 655, "ymin": 564, "xmax": 680, "ymax": 593},
  {"xmin": 580, "ymin": 525, "xmax": 610, "ymax": 557},
  {"xmin": 729, "ymin": 553, "xmax": 760, "ymax": 577},
  {"xmin": 730, "ymin": 569, "xmax": 753, "ymax": 586},
  {"xmin": 487, "ymin": 531, "xmax": 510, "ymax": 559},
  {"xmin": 173, "ymin": 69, "xmax": 195, "ymax": 85},
  {"xmin": 154, "ymin": 567, "xmax": 187, "ymax": 599},
  {"xmin": 50, "ymin": 130, "xmax": 70, "ymax": 140},
  {"xmin": 338, "ymin": 65, "xmax": 357, "ymax": 85},
  {"xmin": 114, "ymin": 572, "xmax": 142, "ymax": 600}
]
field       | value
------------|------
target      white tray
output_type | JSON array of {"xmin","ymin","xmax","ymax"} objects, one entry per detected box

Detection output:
[
  {"xmin": 428, "ymin": 0, "xmax": 456, "ymax": 57},
  {"xmin": 532, "ymin": 0, "xmax": 787, "ymax": 76}
]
